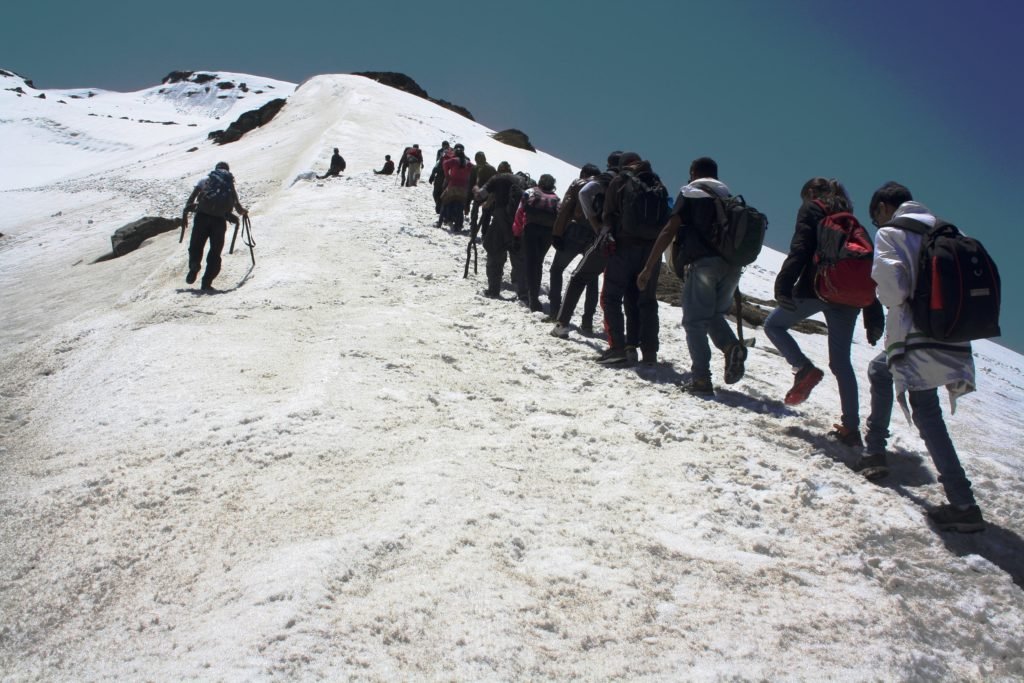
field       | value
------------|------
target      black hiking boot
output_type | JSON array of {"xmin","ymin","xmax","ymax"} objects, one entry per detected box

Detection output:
[
  {"xmin": 724, "ymin": 343, "xmax": 747, "ymax": 385},
  {"xmin": 596, "ymin": 348, "xmax": 628, "ymax": 365},
  {"xmin": 186, "ymin": 268, "xmax": 199, "ymax": 285},
  {"xmin": 927, "ymin": 504, "xmax": 985, "ymax": 533},
  {"xmin": 682, "ymin": 377, "xmax": 715, "ymax": 397},
  {"xmin": 852, "ymin": 451, "xmax": 889, "ymax": 481}
]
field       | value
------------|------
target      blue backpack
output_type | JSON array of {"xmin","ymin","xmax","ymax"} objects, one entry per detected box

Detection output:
[{"xmin": 197, "ymin": 169, "xmax": 236, "ymax": 217}]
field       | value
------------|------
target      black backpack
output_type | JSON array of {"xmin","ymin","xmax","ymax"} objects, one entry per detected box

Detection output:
[
  {"xmin": 506, "ymin": 173, "xmax": 534, "ymax": 218},
  {"xmin": 889, "ymin": 217, "xmax": 1001, "ymax": 342},
  {"xmin": 618, "ymin": 170, "xmax": 669, "ymax": 240},
  {"xmin": 196, "ymin": 169, "xmax": 236, "ymax": 217},
  {"xmin": 694, "ymin": 184, "xmax": 768, "ymax": 268}
]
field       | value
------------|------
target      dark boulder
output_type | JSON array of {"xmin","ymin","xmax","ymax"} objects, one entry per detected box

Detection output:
[
  {"xmin": 353, "ymin": 72, "xmax": 475, "ymax": 121},
  {"xmin": 97, "ymin": 216, "xmax": 180, "ymax": 261},
  {"xmin": 208, "ymin": 98, "xmax": 287, "ymax": 145},
  {"xmin": 492, "ymin": 129, "xmax": 536, "ymax": 152}
]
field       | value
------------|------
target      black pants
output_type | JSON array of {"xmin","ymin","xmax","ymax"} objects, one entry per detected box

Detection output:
[
  {"xmin": 557, "ymin": 234, "xmax": 606, "ymax": 326},
  {"xmin": 522, "ymin": 224, "xmax": 553, "ymax": 312},
  {"xmin": 601, "ymin": 240, "xmax": 660, "ymax": 354},
  {"xmin": 550, "ymin": 222, "xmax": 598, "ymax": 325},
  {"xmin": 189, "ymin": 212, "xmax": 228, "ymax": 286}
]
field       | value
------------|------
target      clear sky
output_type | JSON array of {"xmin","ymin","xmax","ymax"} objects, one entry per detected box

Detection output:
[{"xmin": 5, "ymin": 0, "xmax": 1023, "ymax": 352}]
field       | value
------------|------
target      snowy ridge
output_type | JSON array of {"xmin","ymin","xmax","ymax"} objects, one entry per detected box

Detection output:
[{"xmin": 1, "ymin": 73, "xmax": 1023, "ymax": 680}]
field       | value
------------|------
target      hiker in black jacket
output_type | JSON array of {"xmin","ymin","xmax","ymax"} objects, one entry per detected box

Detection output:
[
  {"xmin": 374, "ymin": 155, "xmax": 395, "ymax": 175},
  {"xmin": 477, "ymin": 162, "xmax": 526, "ymax": 299},
  {"xmin": 182, "ymin": 161, "xmax": 248, "ymax": 291},
  {"xmin": 318, "ymin": 148, "xmax": 345, "ymax": 178}
]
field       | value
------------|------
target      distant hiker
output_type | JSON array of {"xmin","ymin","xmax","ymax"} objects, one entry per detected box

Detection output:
[
  {"xmin": 374, "ymin": 155, "xmax": 395, "ymax": 175},
  {"xmin": 512, "ymin": 174, "xmax": 560, "ymax": 312},
  {"xmin": 764, "ymin": 177, "xmax": 883, "ymax": 443},
  {"xmin": 548, "ymin": 164, "xmax": 601, "ymax": 334},
  {"xmin": 550, "ymin": 151, "xmax": 622, "ymax": 340},
  {"xmin": 182, "ymin": 161, "xmax": 248, "ymax": 290},
  {"xmin": 861, "ymin": 182, "xmax": 984, "ymax": 532},
  {"xmin": 440, "ymin": 143, "xmax": 474, "ymax": 232},
  {"xmin": 318, "ymin": 148, "xmax": 346, "ymax": 179},
  {"xmin": 596, "ymin": 152, "xmax": 668, "ymax": 366},
  {"xmin": 397, "ymin": 144, "xmax": 423, "ymax": 186},
  {"xmin": 638, "ymin": 157, "xmax": 750, "ymax": 394},
  {"xmin": 469, "ymin": 151, "xmax": 497, "ymax": 233},
  {"xmin": 428, "ymin": 159, "xmax": 446, "ymax": 216},
  {"xmin": 478, "ymin": 162, "xmax": 527, "ymax": 299},
  {"xmin": 436, "ymin": 141, "xmax": 451, "ymax": 162}
]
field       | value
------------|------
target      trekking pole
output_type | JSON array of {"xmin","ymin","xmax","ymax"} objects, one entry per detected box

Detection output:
[
  {"xmin": 463, "ymin": 225, "xmax": 479, "ymax": 278},
  {"xmin": 734, "ymin": 288, "xmax": 745, "ymax": 346},
  {"xmin": 228, "ymin": 213, "xmax": 240, "ymax": 254},
  {"xmin": 179, "ymin": 207, "xmax": 190, "ymax": 243},
  {"xmin": 241, "ymin": 214, "xmax": 255, "ymax": 266}
]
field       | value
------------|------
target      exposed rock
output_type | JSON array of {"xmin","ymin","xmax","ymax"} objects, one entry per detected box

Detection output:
[
  {"xmin": 492, "ymin": 129, "xmax": 536, "ymax": 152},
  {"xmin": 96, "ymin": 216, "xmax": 180, "ymax": 261},
  {"xmin": 655, "ymin": 268, "xmax": 827, "ymax": 336},
  {"xmin": 207, "ymin": 98, "xmax": 287, "ymax": 145},
  {"xmin": 162, "ymin": 71, "xmax": 218, "ymax": 86},
  {"xmin": 353, "ymin": 72, "xmax": 475, "ymax": 121}
]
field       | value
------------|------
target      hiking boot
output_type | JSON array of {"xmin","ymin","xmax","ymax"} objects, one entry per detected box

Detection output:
[
  {"xmin": 625, "ymin": 346, "xmax": 639, "ymax": 365},
  {"xmin": 682, "ymin": 377, "xmax": 715, "ymax": 396},
  {"xmin": 828, "ymin": 423, "xmax": 864, "ymax": 448},
  {"xmin": 580, "ymin": 318, "xmax": 595, "ymax": 335},
  {"xmin": 550, "ymin": 322, "xmax": 570, "ymax": 339},
  {"xmin": 481, "ymin": 289, "xmax": 500, "ymax": 300},
  {"xmin": 927, "ymin": 504, "xmax": 985, "ymax": 533},
  {"xmin": 596, "ymin": 347, "xmax": 627, "ymax": 365},
  {"xmin": 641, "ymin": 349, "xmax": 657, "ymax": 366},
  {"xmin": 724, "ymin": 343, "xmax": 747, "ymax": 385},
  {"xmin": 852, "ymin": 451, "xmax": 889, "ymax": 481},
  {"xmin": 185, "ymin": 268, "xmax": 199, "ymax": 285},
  {"xmin": 200, "ymin": 279, "xmax": 214, "ymax": 291},
  {"xmin": 784, "ymin": 364, "xmax": 825, "ymax": 405}
]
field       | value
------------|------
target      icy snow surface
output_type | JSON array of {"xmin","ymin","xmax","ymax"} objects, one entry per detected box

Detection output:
[{"xmin": 1, "ymin": 73, "xmax": 1023, "ymax": 680}]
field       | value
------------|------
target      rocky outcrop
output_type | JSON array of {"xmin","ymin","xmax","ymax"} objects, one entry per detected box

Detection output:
[
  {"xmin": 492, "ymin": 129, "xmax": 536, "ymax": 152},
  {"xmin": 208, "ymin": 98, "xmax": 287, "ymax": 145},
  {"xmin": 353, "ymin": 72, "xmax": 475, "ymax": 121},
  {"xmin": 96, "ymin": 216, "xmax": 180, "ymax": 261}
]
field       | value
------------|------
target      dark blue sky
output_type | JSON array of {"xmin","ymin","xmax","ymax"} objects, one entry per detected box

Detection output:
[{"xmin": 5, "ymin": 0, "xmax": 1022, "ymax": 352}]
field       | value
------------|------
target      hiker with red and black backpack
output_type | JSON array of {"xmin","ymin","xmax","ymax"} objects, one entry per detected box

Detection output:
[
  {"xmin": 638, "ymin": 156, "xmax": 756, "ymax": 395},
  {"xmin": 512, "ymin": 174, "xmax": 560, "ymax": 313},
  {"xmin": 181, "ymin": 161, "xmax": 248, "ymax": 291},
  {"xmin": 440, "ymin": 144, "xmax": 474, "ymax": 232},
  {"xmin": 764, "ymin": 177, "xmax": 884, "ymax": 445},
  {"xmin": 860, "ymin": 181, "xmax": 990, "ymax": 532}
]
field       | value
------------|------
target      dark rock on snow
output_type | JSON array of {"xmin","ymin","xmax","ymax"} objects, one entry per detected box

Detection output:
[
  {"xmin": 492, "ymin": 129, "xmax": 536, "ymax": 152},
  {"xmin": 353, "ymin": 72, "xmax": 475, "ymax": 121},
  {"xmin": 97, "ymin": 216, "xmax": 180, "ymax": 261},
  {"xmin": 208, "ymin": 98, "xmax": 287, "ymax": 145}
]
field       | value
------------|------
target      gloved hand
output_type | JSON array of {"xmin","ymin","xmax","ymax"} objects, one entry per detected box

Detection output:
[
  {"xmin": 867, "ymin": 325, "xmax": 884, "ymax": 346},
  {"xmin": 552, "ymin": 235, "xmax": 566, "ymax": 251},
  {"xmin": 776, "ymin": 294, "xmax": 797, "ymax": 312}
]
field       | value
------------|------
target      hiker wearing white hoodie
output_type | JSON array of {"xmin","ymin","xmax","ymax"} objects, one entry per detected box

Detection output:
[{"xmin": 862, "ymin": 181, "xmax": 983, "ymax": 532}]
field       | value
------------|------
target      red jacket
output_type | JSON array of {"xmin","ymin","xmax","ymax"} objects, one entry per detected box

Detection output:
[{"xmin": 443, "ymin": 156, "xmax": 474, "ymax": 189}]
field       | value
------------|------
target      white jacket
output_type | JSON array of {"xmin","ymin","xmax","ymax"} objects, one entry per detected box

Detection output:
[{"xmin": 872, "ymin": 201, "xmax": 975, "ymax": 411}]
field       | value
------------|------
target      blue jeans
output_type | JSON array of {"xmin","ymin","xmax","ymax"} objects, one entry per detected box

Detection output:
[
  {"xmin": 764, "ymin": 297, "xmax": 859, "ymax": 431},
  {"xmin": 865, "ymin": 353, "xmax": 975, "ymax": 507},
  {"xmin": 681, "ymin": 256, "xmax": 742, "ymax": 381}
]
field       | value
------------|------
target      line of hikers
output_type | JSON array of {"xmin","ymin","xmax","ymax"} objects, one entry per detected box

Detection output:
[
  {"xmin": 181, "ymin": 145, "xmax": 999, "ymax": 534},
  {"xmin": 437, "ymin": 148, "xmax": 996, "ymax": 534}
]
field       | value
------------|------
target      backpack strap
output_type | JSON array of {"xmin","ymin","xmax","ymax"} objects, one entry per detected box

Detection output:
[{"xmin": 886, "ymin": 216, "xmax": 931, "ymax": 235}]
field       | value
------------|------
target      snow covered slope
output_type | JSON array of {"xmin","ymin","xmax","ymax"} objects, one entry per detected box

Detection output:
[{"xmin": 1, "ymin": 72, "xmax": 1022, "ymax": 680}]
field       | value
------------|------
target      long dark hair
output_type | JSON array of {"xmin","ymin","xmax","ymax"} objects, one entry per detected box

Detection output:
[{"xmin": 800, "ymin": 177, "xmax": 852, "ymax": 213}]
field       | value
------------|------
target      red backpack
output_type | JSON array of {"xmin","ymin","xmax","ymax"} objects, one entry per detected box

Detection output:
[{"xmin": 812, "ymin": 201, "xmax": 876, "ymax": 308}]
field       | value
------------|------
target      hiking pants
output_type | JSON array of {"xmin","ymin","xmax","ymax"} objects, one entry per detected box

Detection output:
[
  {"xmin": 681, "ymin": 256, "xmax": 742, "ymax": 382},
  {"xmin": 407, "ymin": 162, "xmax": 421, "ymax": 187},
  {"xmin": 602, "ymin": 241, "xmax": 659, "ymax": 354},
  {"xmin": 557, "ymin": 235, "xmax": 605, "ymax": 327},
  {"xmin": 441, "ymin": 201, "xmax": 465, "ymax": 231},
  {"xmin": 484, "ymin": 211, "xmax": 524, "ymax": 298},
  {"xmin": 522, "ymin": 224, "xmax": 553, "ymax": 312},
  {"xmin": 189, "ymin": 212, "xmax": 228, "ymax": 286},
  {"xmin": 865, "ymin": 353, "xmax": 975, "ymax": 507},
  {"xmin": 549, "ymin": 223, "xmax": 598, "ymax": 324},
  {"xmin": 764, "ymin": 297, "xmax": 859, "ymax": 431}
]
